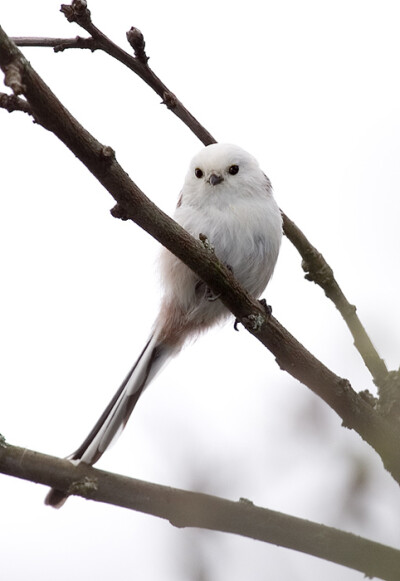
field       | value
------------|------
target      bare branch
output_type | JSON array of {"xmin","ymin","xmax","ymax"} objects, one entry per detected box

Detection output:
[
  {"xmin": 59, "ymin": 0, "xmax": 216, "ymax": 145},
  {"xmin": 10, "ymin": 1, "xmax": 391, "ymax": 391},
  {"xmin": 1, "ymin": 25, "xmax": 400, "ymax": 484},
  {"xmin": 11, "ymin": 24, "xmax": 213, "ymax": 142},
  {"xmin": 282, "ymin": 212, "xmax": 389, "ymax": 384},
  {"xmin": 0, "ymin": 91, "xmax": 32, "ymax": 115},
  {"xmin": 1, "ymin": 442, "xmax": 400, "ymax": 581},
  {"xmin": 10, "ymin": 36, "xmax": 98, "ymax": 51}
]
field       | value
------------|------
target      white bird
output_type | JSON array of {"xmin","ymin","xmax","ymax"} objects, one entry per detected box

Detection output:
[{"xmin": 45, "ymin": 143, "xmax": 282, "ymax": 507}]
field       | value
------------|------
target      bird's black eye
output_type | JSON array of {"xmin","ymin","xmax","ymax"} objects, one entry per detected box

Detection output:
[
  {"xmin": 228, "ymin": 164, "xmax": 239, "ymax": 175},
  {"xmin": 195, "ymin": 168, "xmax": 203, "ymax": 178}
]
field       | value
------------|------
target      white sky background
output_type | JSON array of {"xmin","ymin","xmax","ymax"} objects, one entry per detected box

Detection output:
[{"xmin": 1, "ymin": 1, "xmax": 400, "ymax": 580}]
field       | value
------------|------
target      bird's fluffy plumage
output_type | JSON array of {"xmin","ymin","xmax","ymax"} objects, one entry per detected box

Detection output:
[
  {"xmin": 45, "ymin": 143, "xmax": 282, "ymax": 507},
  {"xmin": 158, "ymin": 143, "xmax": 282, "ymax": 338}
]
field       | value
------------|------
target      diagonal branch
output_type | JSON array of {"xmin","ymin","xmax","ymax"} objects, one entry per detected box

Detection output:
[
  {"xmin": 282, "ymin": 212, "xmax": 389, "ymax": 385},
  {"xmin": 10, "ymin": 1, "xmax": 390, "ymax": 389},
  {"xmin": 10, "ymin": 25, "xmax": 215, "ymax": 146},
  {"xmin": 1, "ymin": 442, "xmax": 400, "ymax": 581},
  {"xmin": 1, "ymin": 25, "xmax": 400, "ymax": 484},
  {"xmin": 57, "ymin": 0, "xmax": 216, "ymax": 145}
]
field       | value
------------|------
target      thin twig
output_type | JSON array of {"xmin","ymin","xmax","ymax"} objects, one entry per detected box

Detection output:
[
  {"xmin": 10, "ymin": 2, "xmax": 391, "ymax": 390},
  {"xmin": 11, "ymin": 28, "xmax": 215, "ymax": 146},
  {"xmin": 1, "ymin": 443, "xmax": 400, "ymax": 581},
  {"xmin": 282, "ymin": 212, "xmax": 389, "ymax": 384},
  {"xmin": 10, "ymin": 36, "xmax": 96, "ymax": 50}
]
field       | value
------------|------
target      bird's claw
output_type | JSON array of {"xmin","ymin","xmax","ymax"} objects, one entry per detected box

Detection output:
[
  {"xmin": 234, "ymin": 299, "xmax": 272, "ymax": 332},
  {"xmin": 259, "ymin": 298, "xmax": 272, "ymax": 316},
  {"xmin": 205, "ymin": 287, "xmax": 221, "ymax": 301}
]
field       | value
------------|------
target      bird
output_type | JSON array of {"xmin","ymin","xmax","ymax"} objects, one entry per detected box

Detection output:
[{"xmin": 45, "ymin": 142, "xmax": 282, "ymax": 507}]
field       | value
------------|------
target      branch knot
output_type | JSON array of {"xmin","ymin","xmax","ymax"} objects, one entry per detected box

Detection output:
[
  {"xmin": 199, "ymin": 233, "xmax": 215, "ymax": 253},
  {"xmin": 54, "ymin": 36, "xmax": 99, "ymax": 53},
  {"xmin": 242, "ymin": 312, "xmax": 265, "ymax": 332},
  {"xmin": 377, "ymin": 369, "xmax": 400, "ymax": 422},
  {"xmin": 110, "ymin": 204, "xmax": 129, "ymax": 221},
  {"xmin": 100, "ymin": 145, "xmax": 116, "ymax": 164},
  {"xmin": 68, "ymin": 476, "xmax": 98, "ymax": 497},
  {"xmin": 4, "ymin": 62, "xmax": 25, "ymax": 95},
  {"xmin": 0, "ymin": 92, "xmax": 30, "ymax": 114},
  {"xmin": 302, "ymin": 252, "xmax": 334, "ymax": 286},
  {"xmin": 162, "ymin": 91, "xmax": 177, "ymax": 110}
]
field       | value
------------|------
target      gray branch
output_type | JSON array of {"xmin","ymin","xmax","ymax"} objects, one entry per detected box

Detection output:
[
  {"xmin": 0, "ymin": 90, "xmax": 29, "ymax": 112},
  {"xmin": 282, "ymin": 213, "xmax": 388, "ymax": 384},
  {"xmin": 9, "ymin": 1, "xmax": 391, "ymax": 389},
  {"xmin": 1, "ymin": 442, "xmax": 400, "ymax": 581},
  {"xmin": 1, "ymin": 24, "xmax": 400, "ymax": 484}
]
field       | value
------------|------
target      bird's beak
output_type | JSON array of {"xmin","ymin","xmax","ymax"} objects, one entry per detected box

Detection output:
[{"xmin": 208, "ymin": 173, "xmax": 224, "ymax": 186}]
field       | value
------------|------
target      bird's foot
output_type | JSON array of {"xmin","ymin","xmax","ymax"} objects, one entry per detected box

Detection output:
[{"xmin": 259, "ymin": 298, "xmax": 272, "ymax": 317}]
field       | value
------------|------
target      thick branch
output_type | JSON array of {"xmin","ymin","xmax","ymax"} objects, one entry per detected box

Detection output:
[
  {"xmin": 1, "ymin": 25, "xmax": 400, "ymax": 483},
  {"xmin": 10, "ymin": 5, "xmax": 391, "ymax": 391},
  {"xmin": 1, "ymin": 443, "xmax": 400, "ymax": 581}
]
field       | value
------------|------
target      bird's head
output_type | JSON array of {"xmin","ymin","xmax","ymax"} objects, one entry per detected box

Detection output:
[{"xmin": 179, "ymin": 143, "xmax": 270, "ymax": 209}]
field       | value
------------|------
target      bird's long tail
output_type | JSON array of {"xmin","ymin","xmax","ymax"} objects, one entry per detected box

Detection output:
[{"xmin": 45, "ymin": 333, "xmax": 173, "ymax": 508}]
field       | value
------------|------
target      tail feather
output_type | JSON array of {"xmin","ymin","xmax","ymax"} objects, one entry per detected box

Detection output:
[
  {"xmin": 45, "ymin": 333, "xmax": 173, "ymax": 508},
  {"xmin": 75, "ymin": 334, "xmax": 167, "ymax": 464}
]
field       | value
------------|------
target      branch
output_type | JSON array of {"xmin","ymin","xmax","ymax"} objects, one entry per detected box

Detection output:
[
  {"xmin": 10, "ymin": 1, "xmax": 390, "ymax": 390},
  {"xmin": 58, "ymin": 0, "xmax": 214, "ymax": 145},
  {"xmin": 0, "ymin": 90, "xmax": 33, "ymax": 116},
  {"xmin": 1, "ymin": 442, "xmax": 400, "ymax": 581},
  {"xmin": 10, "ymin": 24, "xmax": 215, "ymax": 146},
  {"xmin": 1, "ymin": 25, "xmax": 400, "ymax": 484},
  {"xmin": 282, "ymin": 212, "xmax": 389, "ymax": 384},
  {"xmin": 10, "ymin": 35, "xmax": 100, "ymax": 51}
]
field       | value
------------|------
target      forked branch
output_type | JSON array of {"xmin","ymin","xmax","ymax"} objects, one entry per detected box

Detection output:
[
  {"xmin": 0, "ymin": 91, "xmax": 32, "ymax": 115},
  {"xmin": 1, "ymin": 26, "xmax": 400, "ymax": 485},
  {"xmin": 9, "ymin": 0, "xmax": 390, "ymax": 389}
]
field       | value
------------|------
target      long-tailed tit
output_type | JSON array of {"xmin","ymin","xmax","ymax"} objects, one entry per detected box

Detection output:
[{"xmin": 45, "ymin": 143, "xmax": 282, "ymax": 507}]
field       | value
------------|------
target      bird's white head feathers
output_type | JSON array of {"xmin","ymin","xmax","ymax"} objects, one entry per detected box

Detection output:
[{"xmin": 179, "ymin": 143, "xmax": 272, "ymax": 210}]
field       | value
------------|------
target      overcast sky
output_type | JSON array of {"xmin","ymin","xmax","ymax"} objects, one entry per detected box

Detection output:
[{"xmin": 1, "ymin": 1, "xmax": 400, "ymax": 580}]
